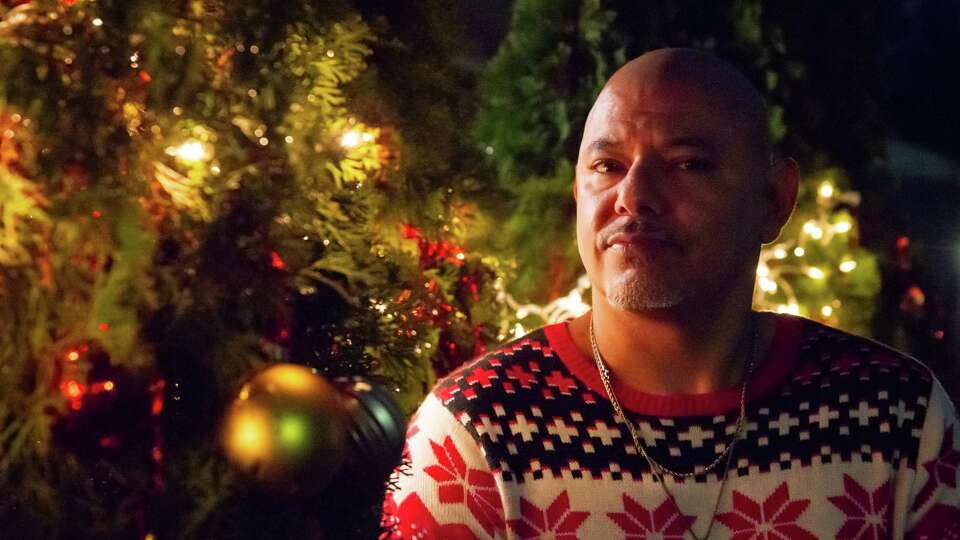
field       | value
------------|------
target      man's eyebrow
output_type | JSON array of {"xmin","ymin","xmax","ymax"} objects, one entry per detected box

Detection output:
[
  {"xmin": 664, "ymin": 136, "xmax": 716, "ymax": 152},
  {"xmin": 584, "ymin": 138, "xmax": 621, "ymax": 153}
]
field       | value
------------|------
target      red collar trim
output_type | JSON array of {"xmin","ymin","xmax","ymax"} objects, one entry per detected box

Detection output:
[{"xmin": 544, "ymin": 314, "xmax": 804, "ymax": 417}]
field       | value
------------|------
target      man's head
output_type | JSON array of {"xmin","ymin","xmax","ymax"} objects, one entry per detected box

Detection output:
[{"xmin": 575, "ymin": 48, "xmax": 798, "ymax": 313}]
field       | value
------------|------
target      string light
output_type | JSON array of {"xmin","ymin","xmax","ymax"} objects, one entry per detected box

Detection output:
[
  {"xmin": 340, "ymin": 130, "xmax": 361, "ymax": 148},
  {"xmin": 839, "ymin": 260, "xmax": 857, "ymax": 273},
  {"xmin": 776, "ymin": 303, "xmax": 800, "ymax": 315},
  {"xmin": 759, "ymin": 277, "xmax": 778, "ymax": 293},
  {"xmin": 503, "ymin": 274, "xmax": 591, "ymax": 334},
  {"xmin": 833, "ymin": 220, "xmax": 852, "ymax": 234},
  {"xmin": 818, "ymin": 181, "xmax": 834, "ymax": 199},
  {"xmin": 512, "ymin": 322, "xmax": 526, "ymax": 339},
  {"xmin": 754, "ymin": 175, "xmax": 877, "ymax": 329},
  {"xmin": 166, "ymin": 139, "xmax": 211, "ymax": 163}
]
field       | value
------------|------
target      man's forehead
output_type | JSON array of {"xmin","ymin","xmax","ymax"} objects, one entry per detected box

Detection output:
[{"xmin": 583, "ymin": 88, "xmax": 735, "ymax": 145}]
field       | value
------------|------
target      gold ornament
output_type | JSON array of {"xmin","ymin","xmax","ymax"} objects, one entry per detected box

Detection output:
[{"xmin": 222, "ymin": 364, "xmax": 348, "ymax": 492}]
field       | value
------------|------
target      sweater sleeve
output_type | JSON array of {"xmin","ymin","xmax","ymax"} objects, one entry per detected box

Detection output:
[
  {"xmin": 383, "ymin": 393, "xmax": 507, "ymax": 540},
  {"xmin": 905, "ymin": 379, "xmax": 960, "ymax": 538}
]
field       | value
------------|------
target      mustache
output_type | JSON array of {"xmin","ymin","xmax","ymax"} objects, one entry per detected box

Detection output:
[{"xmin": 597, "ymin": 217, "xmax": 681, "ymax": 247}]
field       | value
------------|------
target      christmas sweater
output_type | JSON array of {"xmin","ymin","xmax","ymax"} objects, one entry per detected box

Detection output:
[{"xmin": 384, "ymin": 314, "xmax": 960, "ymax": 539}]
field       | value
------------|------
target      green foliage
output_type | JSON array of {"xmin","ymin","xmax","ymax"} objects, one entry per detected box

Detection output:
[
  {"xmin": 0, "ymin": 0, "xmax": 509, "ymax": 537},
  {"xmin": 755, "ymin": 169, "xmax": 881, "ymax": 336}
]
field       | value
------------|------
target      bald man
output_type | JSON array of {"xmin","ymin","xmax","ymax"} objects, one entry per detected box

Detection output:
[{"xmin": 385, "ymin": 49, "xmax": 960, "ymax": 539}]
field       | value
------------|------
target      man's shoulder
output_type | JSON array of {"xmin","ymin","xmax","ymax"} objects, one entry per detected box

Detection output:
[
  {"xmin": 789, "ymin": 314, "xmax": 934, "ymax": 387},
  {"xmin": 784, "ymin": 315, "xmax": 938, "ymax": 445},
  {"xmin": 429, "ymin": 325, "xmax": 570, "ymax": 415}
]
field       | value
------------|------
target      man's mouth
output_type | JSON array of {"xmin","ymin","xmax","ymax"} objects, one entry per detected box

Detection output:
[{"xmin": 605, "ymin": 230, "xmax": 677, "ymax": 248}]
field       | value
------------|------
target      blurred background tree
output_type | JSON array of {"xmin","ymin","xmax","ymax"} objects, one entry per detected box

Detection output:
[{"xmin": 0, "ymin": 0, "xmax": 511, "ymax": 537}]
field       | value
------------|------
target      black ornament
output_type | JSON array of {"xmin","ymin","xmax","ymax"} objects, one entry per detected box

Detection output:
[{"xmin": 334, "ymin": 376, "xmax": 406, "ymax": 483}]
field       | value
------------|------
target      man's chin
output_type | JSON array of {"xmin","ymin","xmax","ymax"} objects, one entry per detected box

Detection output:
[{"xmin": 605, "ymin": 280, "xmax": 686, "ymax": 311}]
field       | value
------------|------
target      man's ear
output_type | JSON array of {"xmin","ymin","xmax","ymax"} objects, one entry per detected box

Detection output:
[
  {"xmin": 761, "ymin": 157, "xmax": 800, "ymax": 244},
  {"xmin": 572, "ymin": 173, "xmax": 578, "ymax": 202}
]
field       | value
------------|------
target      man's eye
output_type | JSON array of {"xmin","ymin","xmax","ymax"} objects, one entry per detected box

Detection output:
[
  {"xmin": 591, "ymin": 160, "xmax": 621, "ymax": 174},
  {"xmin": 675, "ymin": 158, "xmax": 713, "ymax": 172}
]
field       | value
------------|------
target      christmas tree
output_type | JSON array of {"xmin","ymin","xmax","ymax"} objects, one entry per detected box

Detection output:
[
  {"xmin": 0, "ymin": 0, "xmax": 508, "ymax": 537},
  {"xmin": 474, "ymin": 0, "xmax": 884, "ymax": 337}
]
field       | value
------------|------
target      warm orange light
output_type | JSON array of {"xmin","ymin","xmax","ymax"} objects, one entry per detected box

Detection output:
[
  {"xmin": 267, "ymin": 364, "xmax": 316, "ymax": 394},
  {"xmin": 66, "ymin": 350, "xmax": 80, "ymax": 362},
  {"xmin": 63, "ymin": 380, "xmax": 85, "ymax": 399},
  {"xmin": 103, "ymin": 380, "xmax": 115, "ymax": 391},
  {"xmin": 226, "ymin": 408, "xmax": 272, "ymax": 464}
]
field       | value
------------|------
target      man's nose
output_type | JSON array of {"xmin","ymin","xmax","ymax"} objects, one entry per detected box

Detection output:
[{"xmin": 614, "ymin": 157, "xmax": 665, "ymax": 216}]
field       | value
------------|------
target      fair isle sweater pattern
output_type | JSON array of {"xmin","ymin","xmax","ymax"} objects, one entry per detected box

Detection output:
[{"xmin": 384, "ymin": 315, "xmax": 960, "ymax": 539}]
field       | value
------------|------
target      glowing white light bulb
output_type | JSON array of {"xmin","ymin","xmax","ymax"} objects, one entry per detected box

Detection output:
[
  {"xmin": 759, "ymin": 277, "xmax": 778, "ymax": 293},
  {"xmin": 166, "ymin": 139, "xmax": 211, "ymax": 163},
  {"xmin": 818, "ymin": 182, "xmax": 835, "ymax": 199},
  {"xmin": 839, "ymin": 260, "xmax": 857, "ymax": 273},
  {"xmin": 833, "ymin": 221, "xmax": 852, "ymax": 234},
  {"xmin": 806, "ymin": 267, "xmax": 825, "ymax": 280},
  {"xmin": 340, "ymin": 130, "xmax": 361, "ymax": 148},
  {"xmin": 777, "ymin": 303, "xmax": 800, "ymax": 315}
]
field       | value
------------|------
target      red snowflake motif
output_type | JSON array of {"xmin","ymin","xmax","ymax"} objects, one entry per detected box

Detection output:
[
  {"xmin": 507, "ymin": 491, "xmax": 590, "ymax": 539},
  {"xmin": 423, "ymin": 436, "xmax": 505, "ymax": 536},
  {"xmin": 828, "ymin": 474, "xmax": 891, "ymax": 539},
  {"xmin": 907, "ymin": 503, "xmax": 960, "ymax": 539},
  {"xmin": 607, "ymin": 494, "xmax": 696, "ymax": 539},
  {"xmin": 383, "ymin": 491, "xmax": 480, "ymax": 540},
  {"xmin": 914, "ymin": 425, "xmax": 960, "ymax": 512},
  {"xmin": 716, "ymin": 482, "xmax": 816, "ymax": 540}
]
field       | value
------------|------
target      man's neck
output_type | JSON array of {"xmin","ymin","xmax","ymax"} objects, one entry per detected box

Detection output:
[{"xmin": 568, "ymin": 294, "xmax": 771, "ymax": 395}]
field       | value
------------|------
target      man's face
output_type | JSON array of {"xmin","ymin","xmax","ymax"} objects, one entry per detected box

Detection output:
[{"xmin": 575, "ymin": 75, "xmax": 772, "ymax": 312}]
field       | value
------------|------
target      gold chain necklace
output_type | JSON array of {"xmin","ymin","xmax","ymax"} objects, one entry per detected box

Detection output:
[{"xmin": 588, "ymin": 315, "xmax": 758, "ymax": 540}]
